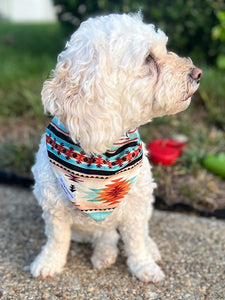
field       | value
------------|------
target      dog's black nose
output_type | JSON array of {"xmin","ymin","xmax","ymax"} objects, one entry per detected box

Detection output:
[{"xmin": 190, "ymin": 68, "xmax": 202, "ymax": 82}]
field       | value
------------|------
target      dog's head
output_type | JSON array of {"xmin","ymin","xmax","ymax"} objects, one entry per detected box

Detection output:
[{"xmin": 42, "ymin": 13, "xmax": 201, "ymax": 154}]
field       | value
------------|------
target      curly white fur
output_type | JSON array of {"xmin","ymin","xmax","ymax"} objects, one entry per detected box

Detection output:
[{"xmin": 30, "ymin": 13, "xmax": 201, "ymax": 282}]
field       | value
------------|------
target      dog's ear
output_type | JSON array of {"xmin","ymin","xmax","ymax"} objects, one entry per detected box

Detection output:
[{"xmin": 41, "ymin": 38, "xmax": 123, "ymax": 154}]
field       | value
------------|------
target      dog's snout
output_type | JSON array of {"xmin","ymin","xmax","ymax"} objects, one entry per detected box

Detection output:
[{"xmin": 190, "ymin": 68, "xmax": 202, "ymax": 83}]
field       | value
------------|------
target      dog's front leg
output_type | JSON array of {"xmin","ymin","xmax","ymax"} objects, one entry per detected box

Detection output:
[
  {"xmin": 91, "ymin": 228, "xmax": 119, "ymax": 269},
  {"xmin": 30, "ymin": 210, "xmax": 71, "ymax": 277},
  {"xmin": 119, "ymin": 215, "xmax": 165, "ymax": 283}
]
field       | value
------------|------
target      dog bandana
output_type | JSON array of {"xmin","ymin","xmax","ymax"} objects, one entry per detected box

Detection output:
[{"xmin": 46, "ymin": 117, "xmax": 143, "ymax": 222}]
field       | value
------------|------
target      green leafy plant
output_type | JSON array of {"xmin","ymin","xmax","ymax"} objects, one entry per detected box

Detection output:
[
  {"xmin": 53, "ymin": 0, "xmax": 225, "ymax": 65},
  {"xmin": 198, "ymin": 67, "xmax": 225, "ymax": 129},
  {"xmin": 212, "ymin": 10, "xmax": 225, "ymax": 69}
]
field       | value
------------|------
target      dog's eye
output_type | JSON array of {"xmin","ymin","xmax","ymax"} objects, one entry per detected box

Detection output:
[{"xmin": 145, "ymin": 53, "xmax": 153, "ymax": 64}]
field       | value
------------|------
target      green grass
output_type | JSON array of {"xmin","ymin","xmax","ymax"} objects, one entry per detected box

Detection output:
[
  {"xmin": 0, "ymin": 23, "xmax": 65, "ymax": 174},
  {"xmin": 0, "ymin": 23, "xmax": 65, "ymax": 121},
  {"xmin": 198, "ymin": 67, "xmax": 225, "ymax": 129}
]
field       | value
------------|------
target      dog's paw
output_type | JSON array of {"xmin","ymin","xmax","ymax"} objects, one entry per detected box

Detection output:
[
  {"xmin": 146, "ymin": 238, "xmax": 162, "ymax": 262},
  {"xmin": 128, "ymin": 258, "xmax": 165, "ymax": 283},
  {"xmin": 30, "ymin": 253, "xmax": 65, "ymax": 278},
  {"xmin": 134, "ymin": 263, "xmax": 165, "ymax": 283},
  {"xmin": 91, "ymin": 247, "xmax": 117, "ymax": 270}
]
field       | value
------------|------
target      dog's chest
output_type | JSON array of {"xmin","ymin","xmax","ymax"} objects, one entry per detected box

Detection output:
[{"xmin": 46, "ymin": 117, "xmax": 143, "ymax": 222}]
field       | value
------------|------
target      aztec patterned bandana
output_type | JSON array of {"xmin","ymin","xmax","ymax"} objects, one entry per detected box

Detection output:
[{"xmin": 46, "ymin": 117, "xmax": 143, "ymax": 222}]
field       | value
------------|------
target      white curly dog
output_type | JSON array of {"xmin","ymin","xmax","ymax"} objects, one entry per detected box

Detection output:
[{"xmin": 30, "ymin": 13, "xmax": 202, "ymax": 282}]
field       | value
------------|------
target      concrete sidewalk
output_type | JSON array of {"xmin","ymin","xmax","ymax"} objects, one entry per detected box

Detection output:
[{"xmin": 0, "ymin": 185, "xmax": 224, "ymax": 300}]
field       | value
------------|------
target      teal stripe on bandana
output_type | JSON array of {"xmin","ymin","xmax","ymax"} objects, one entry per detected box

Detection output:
[{"xmin": 85, "ymin": 210, "xmax": 113, "ymax": 222}]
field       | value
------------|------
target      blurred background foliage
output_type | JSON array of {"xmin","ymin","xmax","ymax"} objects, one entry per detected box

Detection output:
[{"xmin": 53, "ymin": 0, "xmax": 225, "ymax": 67}]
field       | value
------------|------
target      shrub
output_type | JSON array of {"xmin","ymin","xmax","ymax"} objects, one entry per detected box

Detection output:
[
  {"xmin": 198, "ymin": 67, "xmax": 225, "ymax": 130},
  {"xmin": 212, "ymin": 10, "xmax": 225, "ymax": 69},
  {"xmin": 53, "ymin": 0, "xmax": 224, "ymax": 65}
]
